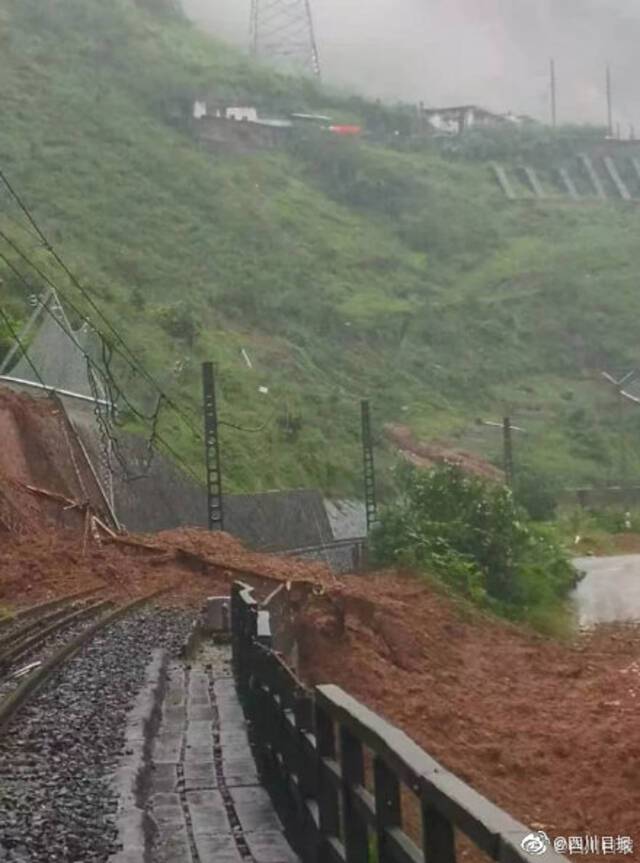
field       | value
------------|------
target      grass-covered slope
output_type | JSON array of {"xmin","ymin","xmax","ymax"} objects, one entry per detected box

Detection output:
[{"xmin": 3, "ymin": 0, "xmax": 640, "ymax": 496}]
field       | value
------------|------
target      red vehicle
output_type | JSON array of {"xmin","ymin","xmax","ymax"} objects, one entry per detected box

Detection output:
[{"xmin": 329, "ymin": 124, "xmax": 362, "ymax": 136}]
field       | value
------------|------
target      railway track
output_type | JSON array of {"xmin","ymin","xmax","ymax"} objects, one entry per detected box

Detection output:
[
  {"xmin": 0, "ymin": 592, "xmax": 112, "ymax": 678},
  {"xmin": 0, "ymin": 586, "xmax": 102, "ymax": 635},
  {"xmin": 0, "ymin": 596, "xmax": 194, "ymax": 862},
  {"xmin": 0, "ymin": 588, "xmax": 167, "ymax": 731}
]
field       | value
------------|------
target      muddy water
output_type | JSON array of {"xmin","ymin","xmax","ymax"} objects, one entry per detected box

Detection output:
[{"xmin": 572, "ymin": 554, "xmax": 640, "ymax": 626}]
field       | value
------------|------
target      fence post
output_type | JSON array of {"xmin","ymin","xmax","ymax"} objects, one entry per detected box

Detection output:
[
  {"xmin": 423, "ymin": 803, "xmax": 456, "ymax": 863},
  {"xmin": 316, "ymin": 702, "xmax": 341, "ymax": 854},
  {"xmin": 294, "ymin": 692, "xmax": 315, "ymax": 795},
  {"xmin": 231, "ymin": 583, "xmax": 257, "ymax": 702},
  {"xmin": 340, "ymin": 725, "xmax": 369, "ymax": 862},
  {"xmin": 294, "ymin": 691, "xmax": 321, "ymax": 861},
  {"xmin": 374, "ymin": 756, "xmax": 401, "ymax": 863},
  {"xmin": 231, "ymin": 583, "xmax": 242, "ymax": 684}
]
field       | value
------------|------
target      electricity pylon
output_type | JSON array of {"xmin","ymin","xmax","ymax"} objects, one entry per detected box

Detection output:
[{"xmin": 250, "ymin": 0, "xmax": 321, "ymax": 79}]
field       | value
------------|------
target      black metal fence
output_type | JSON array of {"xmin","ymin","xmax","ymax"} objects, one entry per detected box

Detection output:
[{"xmin": 231, "ymin": 581, "xmax": 568, "ymax": 863}]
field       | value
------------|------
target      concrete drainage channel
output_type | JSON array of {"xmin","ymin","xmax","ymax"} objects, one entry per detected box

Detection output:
[{"xmin": 109, "ymin": 606, "xmax": 299, "ymax": 863}]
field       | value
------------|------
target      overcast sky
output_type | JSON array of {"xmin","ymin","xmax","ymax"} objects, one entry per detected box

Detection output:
[{"xmin": 183, "ymin": 0, "xmax": 640, "ymax": 129}]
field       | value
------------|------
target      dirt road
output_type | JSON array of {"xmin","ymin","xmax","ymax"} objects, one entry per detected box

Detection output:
[{"xmin": 573, "ymin": 554, "xmax": 640, "ymax": 626}]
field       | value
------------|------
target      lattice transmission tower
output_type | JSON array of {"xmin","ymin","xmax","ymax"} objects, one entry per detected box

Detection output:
[{"xmin": 250, "ymin": 0, "xmax": 321, "ymax": 79}]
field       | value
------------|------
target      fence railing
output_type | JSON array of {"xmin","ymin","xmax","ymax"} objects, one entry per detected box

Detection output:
[
  {"xmin": 231, "ymin": 581, "xmax": 568, "ymax": 863},
  {"xmin": 283, "ymin": 537, "xmax": 368, "ymax": 573}
]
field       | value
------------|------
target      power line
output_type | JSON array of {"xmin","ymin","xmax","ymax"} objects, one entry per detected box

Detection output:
[
  {"xmin": 219, "ymin": 415, "xmax": 274, "ymax": 433},
  {"xmin": 0, "ymin": 303, "xmax": 47, "ymax": 390},
  {"xmin": 0, "ymin": 172, "xmax": 279, "ymax": 482},
  {"xmin": 0, "ymin": 248, "xmax": 203, "ymax": 485},
  {"xmin": 0, "ymin": 169, "xmax": 204, "ymax": 441},
  {"xmin": 1, "ymin": 228, "xmax": 281, "ymax": 435},
  {"xmin": 0, "ymin": 229, "xmax": 180, "ymax": 425}
]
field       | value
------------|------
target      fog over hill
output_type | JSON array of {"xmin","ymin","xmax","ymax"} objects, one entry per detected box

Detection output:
[{"xmin": 183, "ymin": 0, "xmax": 640, "ymax": 129}]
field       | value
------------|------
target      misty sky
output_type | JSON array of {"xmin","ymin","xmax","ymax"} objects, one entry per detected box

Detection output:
[{"xmin": 183, "ymin": 0, "xmax": 640, "ymax": 129}]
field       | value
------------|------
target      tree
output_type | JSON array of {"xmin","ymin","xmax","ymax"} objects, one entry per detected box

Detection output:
[{"xmin": 372, "ymin": 463, "xmax": 577, "ymax": 619}]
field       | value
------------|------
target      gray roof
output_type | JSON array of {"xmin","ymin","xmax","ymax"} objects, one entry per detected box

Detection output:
[
  {"xmin": 324, "ymin": 499, "xmax": 367, "ymax": 540},
  {"xmin": 72, "ymin": 418, "xmax": 334, "ymax": 550}
]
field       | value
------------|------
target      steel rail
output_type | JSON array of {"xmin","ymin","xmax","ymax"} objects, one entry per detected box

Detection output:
[
  {"xmin": 0, "ymin": 598, "xmax": 114, "ymax": 673},
  {"xmin": 0, "ymin": 587, "xmax": 104, "ymax": 633},
  {"xmin": 0, "ymin": 597, "xmax": 99, "ymax": 655},
  {"xmin": 0, "ymin": 587, "xmax": 170, "ymax": 731}
]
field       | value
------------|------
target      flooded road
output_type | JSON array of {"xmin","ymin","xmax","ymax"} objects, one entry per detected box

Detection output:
[{"xmin": 572, "ymin": 555, "xmax": 640, "ymax": 626}]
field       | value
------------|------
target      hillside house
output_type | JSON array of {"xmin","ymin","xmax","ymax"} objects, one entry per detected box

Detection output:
[
  {"xmin": 191, "ymin": 102, "xmax": 292, "ymax": 154},
  {"xmin": 192, "ymin": 103, "xmax": 260, "ymax": 123},
  {"xmin": 420, "ymin": 104, "xmax": 521, "ymax": 136}
]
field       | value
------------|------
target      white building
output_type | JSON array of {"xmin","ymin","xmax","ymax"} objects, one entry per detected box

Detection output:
[
  {"xmin": 420, "ymin": 104, "xmax": 515, "ymax": 136},
  {"xmin": 192, "ymin": 103, "xmax": 259, "ymax": 122}
]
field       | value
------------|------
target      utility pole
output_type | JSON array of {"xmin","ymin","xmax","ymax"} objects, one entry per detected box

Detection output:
[
  {"xmin": 361, "ymin": 400, "xmax": 378, "ymax": 533},
  {"xmin": 481, "ymin": 417, "xmax": 525, "ymax": 490},
  {"xmin": 202, "ymin": 361, "xmax": 224, "ymax": 532},
  {"xmin": 606, "ymin": 64, "xmax": 613, "ymax": 137},
  {"xmin": 550, "ymin": 58, "xmax": 557, "ymax": 128},
  {"xmin": 502, "ymin": 417, "xmax": 515, "ymax": 489}
]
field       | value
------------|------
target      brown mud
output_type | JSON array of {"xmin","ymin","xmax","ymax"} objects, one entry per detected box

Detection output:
[
  {"xmin": 294, "ymin": 571, "xmax": 640, "ymax": 860},
  {"xmin": 0, "ymin": 386, "xmax": 637, "ymax": 860}
]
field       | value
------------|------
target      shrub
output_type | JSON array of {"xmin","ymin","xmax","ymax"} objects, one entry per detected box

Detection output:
[
  {"xmin": 371, "ymin": 463, "xmax": 578, "ymax": 622},
  {"xmin": 155, "ymin": 302, "xmax": 201, "ymax": 347},
  {"xmin": 513, "ymin": 465, "xmax": 560, "ymax": 521}
]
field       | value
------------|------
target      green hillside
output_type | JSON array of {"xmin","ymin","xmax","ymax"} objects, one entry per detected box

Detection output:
[{"xmin": 3, "ymin": 0, "xmax": 640, "ymax": 498}]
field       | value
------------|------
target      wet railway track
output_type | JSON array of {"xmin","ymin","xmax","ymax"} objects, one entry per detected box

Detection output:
[
  {"xmin": 0, "ymin": 591, "xmax": 112, "ymax": 679},
  {"xmin": 0, "ymin": 586, "xmax": 102, "ymax": 635},
  {"xmin": 0, "ymin": 587, "xmax": 168, "ymax": 731},
  {"xmin": 0, "ymin": 596, "xmax": 193, "ymax": 862}
]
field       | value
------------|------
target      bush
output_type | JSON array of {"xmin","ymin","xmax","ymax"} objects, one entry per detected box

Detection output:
[
  {"xmin": 586, "ymin": 507, "xmax": 640, "ymax": 534},
  {"xmin": 155, "ymin": 302, "xmax": 201, "ymax": 347},
  {"xmin": 371, "ymin": 463, "xmax": 578, "ymax": 622},
  {"xmin": 513, "ymin": 465, "xmax": 560, "ymax": 521}
]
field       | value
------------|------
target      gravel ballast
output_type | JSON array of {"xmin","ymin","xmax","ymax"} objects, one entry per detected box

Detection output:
[
  {"xmin": 0, "ymin": 603, "xmax": 112, "ymax": 701},
  {"xmin": 0, "ymin": 607, "xmax": 194, "ymax": 863}
]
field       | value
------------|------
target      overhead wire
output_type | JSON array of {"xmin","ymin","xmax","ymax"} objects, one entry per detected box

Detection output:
[
  {"xmin": 1, "ymin": 227, "xmax": 280, "ymax": 437},
  {"xmin": 0, "ymin": 185, "xmax": 44, "ymax": 247},
  {"xmin": 0, "ymin": 168, "xmax": 205, "ymax": 441},
  {"xmin": 0, "ymin": 303, "xmax": 47, "ymax": 390},
  {"xmin": 0, "ymin": 246, "xmax": 203, "ymax": 485},
  {"xmin": 0, "ymin": 225, "xmax": 191, "ymax": 427},
  {"xmin": 219, "ymin": 415, "xmax": 275, "ymax": 433},
  {"xmin": 0, "ymin": 244, "xmax": 158, "ymax": 423},
  {"xmin": 0, "ymin": 171, "xmax": 280, "ymax": 485}
]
